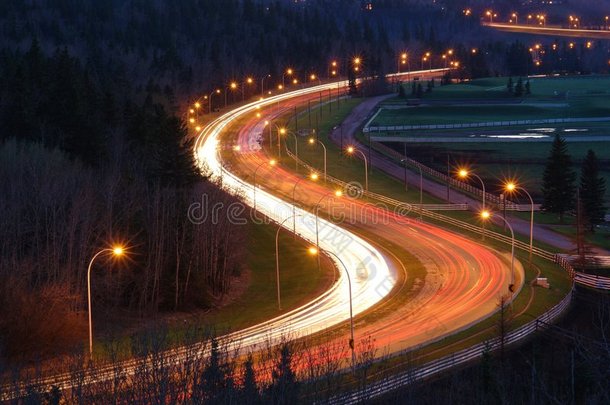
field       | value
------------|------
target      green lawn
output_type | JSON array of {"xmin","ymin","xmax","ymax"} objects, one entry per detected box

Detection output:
[
  {"xmin": 94, "ymin": 221, "xmax": 335, "ymax": 359},
  {"xmin": 266, "ymin": 99, "xmax": 446, "ymax": 206},
  {"xmin": 403, "ymin": 75, "xmax": 610, "ymax": 101}
]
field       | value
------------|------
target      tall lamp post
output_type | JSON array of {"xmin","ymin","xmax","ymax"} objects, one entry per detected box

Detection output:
[
  {"xmin": 346, "ymin": 146, "xmax": 368, "ymax": 192},
  {"xmin": 283, "ymin": 129, "xmax": 299, "ymax": 172},
  {"xmin": 225, "ymin": 82, "xmax": 238, "ymax": 107},
  {"xmin": 505, "ymin": 182, "xmax": 535, "ymax": 264},
  {"xmin": 242, "ymin": 77, "xmax": 254, "ymax": 101},
  {"xmin": 314, "ymin": 190, "xmax": 343, "ymax": 270},
  {"xmin": 253, "ymin": 159, "xmax": 277, "ymax": 211},
  {"xmin": 309, "ymin": 248, "xmax": 356, "ymax": 369},
  {"xmin": 292, "ymin": 173, "xmax": 319, "ymax": 236},
  {"xmin": 275, "ymin": 215, "xmax": 301, "ymax": 311},
  {"xmin": 308, "ymin": 138, "xmax": 327, "ymax": 182},
  {"xmin": 208, "ymin": 89, "xmax": 221, "ymax": 114},
  {"xmin": 481, "ymin": 211, "xmax": 516, "ymax": 294},
  {"xmin": 282, "ymin": 68, "xmax": 293, "ymax": 88},
  {"xmin": 457, "ymin": 168, "xmax": 486, "ymax": 210},
  {"xmin": 402, "ymin": 159, "xmax": 423, "ymax": 220},
  {"xmin": 261, "ymin": 74, "xmax": 271, "ymax": 97},
  {"xmin": 88, "ymin": 246, "xmax": 124, "ymax": 356}
]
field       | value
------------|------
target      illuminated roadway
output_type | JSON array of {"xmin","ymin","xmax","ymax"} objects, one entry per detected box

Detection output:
[
  {"xmin": 483, "ymin": 22, "xmax": 610, "ymax": 39},
  {"xmin": 195, "ymin": 70, "xmax": 522, "ymax": 356},
  {"xmin": 0, "ymin": 71, "xmax": 522, "ymax": 399}
]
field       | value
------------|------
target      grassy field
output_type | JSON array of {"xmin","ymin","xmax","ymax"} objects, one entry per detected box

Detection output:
[
  {"xmin": 95, "ymin": 221, "xmax": 335, "ymax": 358},
  {"xmin": 266, "ymin": 98, "xmax": 446, "ymax": 206},
  {"xmin": 400, "ymin": 75, "xmax": 610, "ymax": 101},
  {"xmin": 365, "ymin": 76, "xmax": 610, "ymax": 220}
]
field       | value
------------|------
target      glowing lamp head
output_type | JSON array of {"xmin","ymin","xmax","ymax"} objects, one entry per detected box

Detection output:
[
  {"xmin": 505, "ymin": 182, "xmax": 516, "ymax": 192},
  {"xmin": 247, "ymin": 77, "xmax": 253, "ymax": 84},
  {"xmin": 308, "ymin": 138, "xmax": 315, "ymax": 144},
  {"xmin": 279, "ymin": 128, "xmax": 287, "ymax": 135},
  {"xmin": 189, "ymin": 108, "xmax": 195, "ymax": 114},
  {"xmin": 112, "ymin": 246, "xmax": 124, "ymax": 256},
  {"xmin": 278, "ymin": 84, "xmax": 283, "ymax": 90},
  {"xmin": 310, "ymin": 173, "xmax": 319, "ymax": 181},
  {"xmin": 334, "ymin": 190, "xmax": 343, "ymax": 197},
  {"xmin": 286, "ymin": 68, "xmax": 293, "ymax": 75},
  {"xmin": 347, "ymin": 146, "xmax": 355, "ymax": 154},
  {"xmin": 189, "ymin": 118, "xmax": 195, "ymax": 124},
  {"xmin": 194, "ymin": 102, "xmax": 201, "ymax": 109},
  {"xmin": 233, "ymin": 145, "xmax": 241, "ymax": 152},
  {"xmin": 195, "ymin": 126, "xmax": 201, "ymax": 131},
  {"xmin": 480, "ymin": 210, "xmax": 491, "ymax": 220},
  {"xmin": 458, "ymin": 169, "xmax": 469, "ymax": 178},
  {"xmin": 310, "ymin": 74, "xmax": 316, "ymax": 80},
  {"xmin": 230, "ymin": 82, "xmax": 237, "ymax": 90},
  {"xmin": 353, "ymin": 57, "xmax": 361, "ymax": 65},
  {"xmin": 269, "ymin": 159, "xmax": 277, "ymax": 166},
  {"xmin": 308, "ymin": 247, "xmax": 318, "ymax": 256}
]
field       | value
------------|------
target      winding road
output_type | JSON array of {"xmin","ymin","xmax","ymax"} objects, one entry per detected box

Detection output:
[{"xmin": 197, "ymin": 73, "xmax": 522, "ymax": 357}]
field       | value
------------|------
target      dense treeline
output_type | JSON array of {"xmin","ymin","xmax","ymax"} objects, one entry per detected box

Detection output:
[
  {"xmin": 0, "ymin": 39, "xmax": 247, "ymax": 360},
  {"xmin": 0, "ymin": 139, "xmax": 246, "ymax": 360},
  {"xmin": 4, "ymin": 291, "xmax": 610, "ymax": 403}
]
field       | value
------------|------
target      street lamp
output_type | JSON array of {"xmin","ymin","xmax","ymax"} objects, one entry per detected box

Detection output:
[
  {"xmin": 253, "ymin": 159, "xmax": 277, "ymax": 211},
  {"xmin": 481, "ymin": 210, "xmax": 516, "ymax": 294},
  {"xmin": 292, "ymin": 173, "xmax": 319, "ymax": 236},
  {"xmin": 346, "ymin": 146, "xmax": 368, "ymax": 192},
  {"xmin": 457, "ymin": 168, "xmax": 486, "ymax": 209},
  {"xmin": 225, "ymin": 81, "xmax": 238, "ymax": 107},
  {"xmin": 314, "ymin": 190, "xmax": 343, "ymax": 270},
  {"xmin": 275, "ymin": 215, "xmax": 301, "ymax": 311},
  {"xmin": 242, "ymin": 77, "xmax": 254, "ymax": 101},
  {"xmin": 308, "ymin": 137, "xmax": 327, "ymax": 182},
  {"xmin": 88, "ymin": 246, "xmax": 125, "ymax": 355},
  {"xmin": 261, "ymin": 74, "xmax": 271, "ymax": 97},
  {"xmin": 329, "ymin": 60, "xmax": 338, "ymax": 78},
  {"xmin": 208, "ymin": 89, "xmax": 221, "ymax": 114},
  {"xmin": 505, "ymin": 182, "xmax": 535, "ymax": 264},
  {"xmin": 511, "ymin": 12, "xmax": 518, "ymax": 24},
  {"xmin": 282, "ymin": 68, "xmax": 293, "ymax": 88},
  {"xmin": 402, "ymin": 159, "xmax": 423, "ymax": 220},
  {"xmin": 309, "ymin": 248, "xmax": 356, "ymax": 369}
]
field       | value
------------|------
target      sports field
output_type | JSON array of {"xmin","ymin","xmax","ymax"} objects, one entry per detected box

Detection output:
[{"xmin": 372, "ymin": 76, "xmax": 610, "ymax": 198}]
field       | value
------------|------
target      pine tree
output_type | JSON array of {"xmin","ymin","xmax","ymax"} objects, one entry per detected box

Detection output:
[
  {"xmin": 514, "ymin": 77, "xmax": 524, "ymax": 97},
  {"xmin": 541, "ymin": 135, "xmax": 576, "ymax": 222},
  {"xmin": 525, "ymin": 80, "xmax": 531, "ymax": 95},
  {"xmin": 506, "ymin": 77, "xmax": 514, "ymax": 94},
  {"xmin": 416, "ymin": 83, "xmax": 424, "ymax": 98},
  {"xmin": 579, "ymin": 150, "xmax": 606, "ymax": 231},
  {"xmin": 265, "ymin": 344, "xmax": 298, "ymax": 404},
  {"xmin": 199, "ymin": 338, "xmax": 234, "ymax": 403},
  {"xmin": 240, "ymin": 354, "xmax": 260, "ymax": 404},
  {"xmin": 398, "ymin": 82, "xmax": 406, "ymax": 98}
]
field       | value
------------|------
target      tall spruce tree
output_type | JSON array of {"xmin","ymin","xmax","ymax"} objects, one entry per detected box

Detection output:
[
  {"xmin": 541, "ymin": 135, "xmax": 576, "ymax": 222},
  {"xmin": 579, "ymin": 150, "xmax": 606, "ymax": 231}
]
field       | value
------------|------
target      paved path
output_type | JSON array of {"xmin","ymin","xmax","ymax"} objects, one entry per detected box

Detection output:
[{"xmin": 329, "ymin": 95, "xmax": 610, "ymax": 255}]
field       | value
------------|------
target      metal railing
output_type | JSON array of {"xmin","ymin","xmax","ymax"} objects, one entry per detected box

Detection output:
[
  {"xmin": 364, "ymin": 115, "xmax": 610, "ymax": 133},
  {"xmin": 285, "ymin": 147, "xmax": 610, "ymax": 290},
  {"xmin": 328, "ymin": 284, "xmax": 574, "ymax": 404}
]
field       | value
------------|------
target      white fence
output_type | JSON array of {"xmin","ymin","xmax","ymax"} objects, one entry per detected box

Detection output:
[
  {"xmin": 286, "ymin": 147, "xmax": 609, "ymax": 290},
  {"xmin": 364, "ymin": 115, "xmax": 610, "ymax": 133}
]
